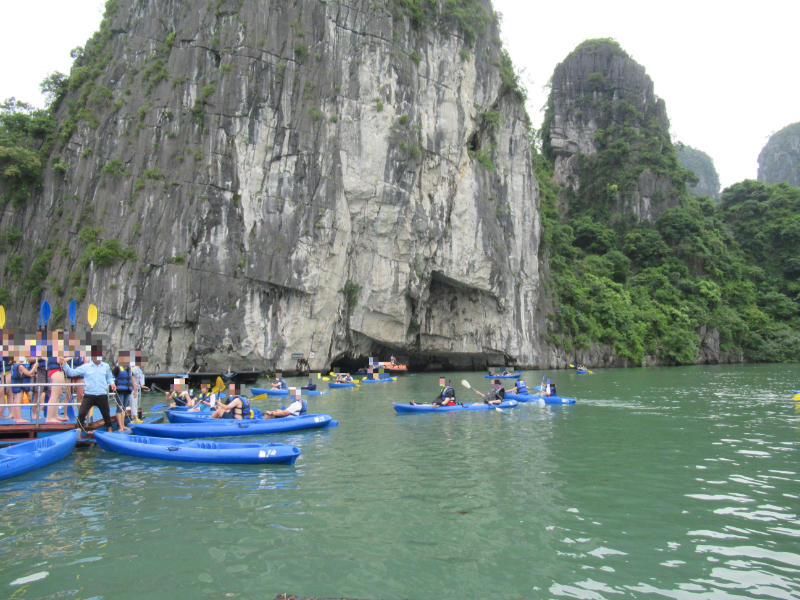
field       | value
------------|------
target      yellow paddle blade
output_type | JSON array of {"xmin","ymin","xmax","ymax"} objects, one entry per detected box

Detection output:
[
  {"xmin": 321, "ymin": 377, "xmax": 330, "ymax": 381},
  {"xmin": 588, "ymin": 370, "xmax": 594, "ymax": 374},
  {"xmin": 88, "ymin": 304, "xmax": 98, "ymax": 329},
  {"xmin": 793, "ymin": 393, "xmax": 800, "ymax": 402},
  {"xmin": 250, "ymin": 393, "xmax": 268, "ymax": 402},
  {"xmin": 214, "ymin": 376, "xmax": 224, "ymax": 393},
  {"xmin": 316, "ymin": 373, "xmax": 320, "ymax": 379},
  {"xmin": 460, "ymin": 379, "xmax": 471, "ymax": 389},
  {"xmin": 569, "ymin": 363, "xmax": 575, "ymax": 368},
  {"xmin": 362, "ymin": 377, "xmax": 368, "ymax": 381},
  {"xmin": 0, "ymin": 305, "xmax": 5, "ymax": 328}
]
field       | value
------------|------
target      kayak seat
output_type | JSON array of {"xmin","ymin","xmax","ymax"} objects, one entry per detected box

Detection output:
[
  {"xmin": 129, "ymin": 436, "xmax": 151, "ymax": 444},
  {"xmin": 191, "ymin": 441, "xmax": 220, "ymax": 450}
]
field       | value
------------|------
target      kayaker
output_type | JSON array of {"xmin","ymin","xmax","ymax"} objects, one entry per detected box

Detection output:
[
  {"xmin": 271, "ymin": 373, "xmax": 287, "ymax": 390},
  {"xmin": 390, "ymin": 355, "xmax": 398, "ymax": 366},
  {"xmin": 543, "ymin": 380, "xmax": 557, "ymax": 396},
  {"xmin": 263, "ymin": 388, "xmax": 306, "ymax": 419},
  {"xmin": 189, "ymin": 382, "xmax": 217, "ymax": 411},
  {"xmin": 410, "ymin": 378, "xmax": 456, "ymax": 406},
  {"xmin": 488, "ymin": 368, "xmax": 497, "ymax": 376},
  {"xmin": 210, "ymin": 384, "xmax": 250, "ymax": 419},
  {"xmin": 167, "ymin": 378, "xmax": 195, "ymax": 408},
  {"xmin": 502, "ymin": 369, "xmax": 510, "ymax": 376},
  {"xmin": 474, "ymin": 380, "xmax": 504, "ymax": 405},
  {"xmin": 508, "ymin": 379, "xmax": 529, "ymax": 395},
  {"xmin": 304, "ymin": 376, "xmax": 317, "ymax": 391},
  {"xmin": 59, "ymin": 336, "xmax": 117, "ymax": 439}
]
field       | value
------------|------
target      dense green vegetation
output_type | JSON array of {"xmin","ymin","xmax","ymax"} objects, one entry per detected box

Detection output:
[
  {"xmin": 0, "ymin": 99, "xmax": 58, "ymax": 207},
  {"xmin": 539, "ymin": 40, "xmax": 800, "ymax": 364}
]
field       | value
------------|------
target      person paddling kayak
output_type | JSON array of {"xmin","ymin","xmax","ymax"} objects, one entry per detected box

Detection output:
[
  {"xmin": 471, "ymin": 379, "xmax": 504, "ymax": 405},
  {"xmin": 410, "ymin": 378, "xmax": 457, "ymax": 406},
  {"xmin": 508, "ymin": 379, "xmax": 529, "ymax": 395}
]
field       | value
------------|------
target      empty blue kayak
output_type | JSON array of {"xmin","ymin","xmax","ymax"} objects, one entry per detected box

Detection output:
[
  {"xmin": 328, "ymin": 382, "xmax": 357, "ymax": 388},
  {"xmin": 484, "ymin": 373, "xmax": 521, "ymax": 379},
  {"xmin": 0, "ymin": 430, "xmax": 79, "ymax": 482},
  {"xmin": 505, "ymin": 393, "xmax": 577, "ymax": 404},
  {"xmin": 94, "ymin": 432, "xmax": 300, "ymax": 465},
  {"xmin": 393, "ymin": 400, "xmax": 519, "ymax": 413},
  {"xmin": 361, "ymin": 377, "xmax": 395, "ymax": 383},
  {"xmin": 132, "ymin": 413, "xmax": 337, "ymax": 438}
]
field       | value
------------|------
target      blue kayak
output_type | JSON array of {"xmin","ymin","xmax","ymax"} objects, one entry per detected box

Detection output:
[
  {"xmin": 361, "ymin": 377, "xmax": 395, "ymax": 383},
  {"xmin": 95, "ymin": 432, "xmax": 300, "ymax": 465},
  {"xmin": 576, "ymin": 370, "xmax": 589, "ymax": 374},
  {"xmin": 328, "ymin": 382, "xmax": 357, "ymax": 388},
  {"xmin": 250, "ymin": 387, "xmax": 329, "ymax": 396},
  {"xmin": 165, "ymin": 408, "xmax": 262, "ymax": 422},
  {"xmin": 0, "ymin": 430, "xmax": 79, "ymax": 482},
  {"xmin": 484, "ymin": 373, "xmax": 521, "ymax": 379},
  {"xmin": 393, "ymin": 400, "xmax": 519, "ymax": 413},
  {"xmin": 250, "ymin": 387, "xmax": 289, "ymax": 396},
  {"xmin": 132, "ymin": 413, "xmax": 337, "ymax": 438},
  {"xmin": 505, "ymin": 393, "xmax": 576, "ymax": 404}
]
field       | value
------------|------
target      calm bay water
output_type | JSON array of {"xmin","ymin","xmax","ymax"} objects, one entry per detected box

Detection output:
[{"xmin": 1, "ymin": 364, "xmax": 799, "ymax": 599}]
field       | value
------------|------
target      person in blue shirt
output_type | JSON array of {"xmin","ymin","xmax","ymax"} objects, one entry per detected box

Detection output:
[{"xmin": 59, "ymin": 337, "xmax": 117, "ymax": 438}]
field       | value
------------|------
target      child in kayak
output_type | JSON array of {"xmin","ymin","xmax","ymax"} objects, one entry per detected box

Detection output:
[
  {"xmin": 210, "ymin": 384, "xmax": 250, "ymax": 419},
  {"xmin": 167, "ymin": 378, "xmax": 195, "ymax": 408}
]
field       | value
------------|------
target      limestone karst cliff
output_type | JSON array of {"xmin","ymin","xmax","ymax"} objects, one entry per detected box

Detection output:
[
  {"xmin": 758, "ymin": 122, "xmax": 800, "ymax": 187},
  {"xmin": 676, "ymin": 144, "xmax": 720, "ymax": 201},
  {"xmin": 542, "ymin": 39, "xmax": 687, "ymax": 223},
  {"xmin": 0, "ymin": 0, "xmax": 546, "ymax": 372}
]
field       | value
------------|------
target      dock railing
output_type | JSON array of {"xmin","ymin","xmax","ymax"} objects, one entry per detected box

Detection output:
[{"xmin": 0, "ymin": 382, "xmax": 86, "ymax": 430}]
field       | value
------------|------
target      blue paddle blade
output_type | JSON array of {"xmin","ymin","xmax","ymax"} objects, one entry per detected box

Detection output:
[
  {"xmin": 68, "ymin": 300, "xmax": 77, "ymax": 326},
  {"xmin": 41, "ymin": 301, "xmax": 51, "ymax": 325}
]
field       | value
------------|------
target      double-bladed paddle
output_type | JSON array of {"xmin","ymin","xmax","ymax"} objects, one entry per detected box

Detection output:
[{"xmin": 460, "ymin": 379, "xmax": 503, "ymax": 411}]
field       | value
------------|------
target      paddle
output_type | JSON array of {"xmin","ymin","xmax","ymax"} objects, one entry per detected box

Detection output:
[
  {"xmin": 250, "ymin": 393, "xmax": 268, "ymax": 402},
  {"xmin": 460, "ymin": 379, "xmax": 503, "ymax": 411},
  {"xmin": 88, "ymin": 304, "xmax": 98, "ymax": 330},
  {"xmin": 68, "ymin": 300, "xmax": 77, "ymax": 331},
  {"xmin": 41, "ymin": 301, "xmax": 51, "ymax": 330}
]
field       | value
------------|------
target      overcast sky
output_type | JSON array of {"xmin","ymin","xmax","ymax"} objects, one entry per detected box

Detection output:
[{"xmin": 2, "ymin": 0, "xmax": 797, "ymax": 190}]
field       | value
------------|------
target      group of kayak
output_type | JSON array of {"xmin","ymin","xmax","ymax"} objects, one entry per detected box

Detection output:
[
  {"xmin": 0, "ymin": 367, "xmax": 577, "ymax": 481},
  {"xmin": 396, "ymin": 375, "xmax": 576, "ymax": 412}
]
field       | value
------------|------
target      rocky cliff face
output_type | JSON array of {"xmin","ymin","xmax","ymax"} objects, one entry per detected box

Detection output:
[
  {"xmin": 0, "ymin": 0, "xmax": 546, "ymax": 373},
  {"xmin": 542, "ymin": 39, "xmax": 683, "ymax": 222},
  {"xmin": 758, "ymin": 122, "xmax": 800, "ymax": 187},
  {"xmin": 676, "ymin": 144, "xmax": 720, "ymax": 201}
]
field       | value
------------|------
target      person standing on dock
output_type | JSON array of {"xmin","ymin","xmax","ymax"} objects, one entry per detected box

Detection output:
[
  {"xmin": 112, "ymin": 352, "xmax": 134, "ymax": 432},
  {"xmin": 59, "ymin": 336, "xmax": 116, "ymax": 439}
]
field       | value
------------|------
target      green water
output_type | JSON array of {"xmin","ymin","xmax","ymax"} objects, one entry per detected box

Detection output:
[{"xmin": 1, "ymin": 365, "xmax": 799, "ymax": 599}]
